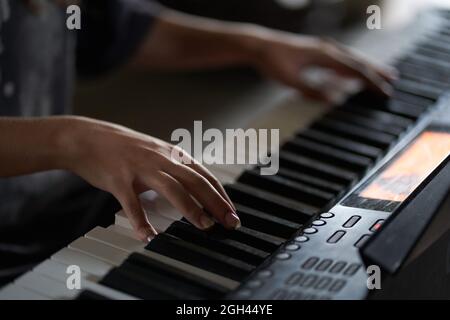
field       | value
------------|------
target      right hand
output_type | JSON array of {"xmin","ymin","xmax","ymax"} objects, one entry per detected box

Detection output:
[{"xmin": 59, "ymin": 116, "xmax": 239, "ymax": 241}]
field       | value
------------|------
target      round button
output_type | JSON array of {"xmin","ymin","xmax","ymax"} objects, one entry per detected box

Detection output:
[
  {"xmin": 285, "ymin": 244, "xmax": 300, "ymax": 251},
  {"xmin": 257, "ymin": 270, "xmax": 273, "ymax": 278},
  {"xmin": 246, "ymin": 280, "xmax": 263, "ymax": 289},
  {"xmin": 235, "ymin": 289, "xmax": 252, "ymax": 298},
  {"xmin": 303, "ymin": 227, "xmax": 318, "ymax": 234},
  {"xmin": 295, "ymin": 235, "xmax": 309, "ymax": 242},
  {"xmin": 276, "ymin": 252, "xmax": 291, "ymax": 260},
  {"xmin": 320, "ymin": 212, "xmax": 335, "ymax": 219},
  {"xmin": 312, "ymin": 220, "xmax": 326, "ymax": 226}
]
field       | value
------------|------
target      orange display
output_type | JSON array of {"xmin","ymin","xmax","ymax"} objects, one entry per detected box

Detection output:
[{"xmin": 360, "ymin": 131, "xmax": 450, "ymax": 202}]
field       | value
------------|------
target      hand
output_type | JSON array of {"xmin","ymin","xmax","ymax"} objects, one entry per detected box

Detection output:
[
  {"xmin": 242, "ymin": 29, "xmax": 397, "ymax": 102},
  {"xmin": 60, "ymin": 117, "xmax": 239, "ymax": 241}
]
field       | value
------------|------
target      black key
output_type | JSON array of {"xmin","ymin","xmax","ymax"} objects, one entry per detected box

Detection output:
[
  {"xmin": 126, "ymin": 252, "xmax": 229, "ymax": 295},
  {"xmin": 239, "ymin": 168, "xmax": 335, "ymax": 207},
  {"xmin": 414, "ymin": 45, "xmax": 450, "ymax": 62},
  {"xmin": 392, "ymin": 90, "xmax": 434, "ymax": 109},
  {"xmin": 225, "ymin": 182, "xmax": 315, "ymax": 223},
  {"xmin": 76, "ymin": 290, "xmax": 110, "ymax": 300},
  {"xmin": 394, "ymin": 76, "xmax": 444, "ymax": 101},
  {"xmin": 300, "ymin": 129, "xmax": 382, "ymax": 160},
  {"xmin": 340, "ymin": 105, "xmax": 413, "ymax": 129},
  {"xmin": 235, "ymin": 203, "xmax": 301, "ymax": 238},
  {"xmin": 276, "ymin": 167, "xmax": 345, "ymax": 194},
  {"xmin": 283, "ymin": 136, "xmax": 373, "ymax": 173},
  {"xmin": 101, "ymin": 267, "xmax": 177, "ymax": 299},
  {"xmin": 181, "ymin": 217, "xmax": 285, "ymax": 251},
  {"xmin": 279, "ymin": 151, "xmax": 358, "ymax": 186},
  {"xmin": 165, "ymin": 220, "xmax": 269, "ymax": 265},
  {"xmin": 312, "ymin": 118, "xmax": 396, "ymax": 149},
  {"xmin": 146, "ymin": 233, "xmax": 254, "ymax": 281},
  {"xmin": 326, "ymin": 110, "xmax": 405, "ymax": 136}
]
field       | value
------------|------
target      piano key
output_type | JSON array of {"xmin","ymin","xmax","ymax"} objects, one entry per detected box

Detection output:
[
  {"xmin": 69, "ymin": 237, "xmax": 128, "ymax": 266},
  {"xmin": 146, "ymin": 233, "xmax": 255, "ymax": 281},
  {"xmin": 0, "ymin": 284, "xmax": 50, "ymax": 300},
  {"xmin": 126, "ymin": 252, "xmax": 229, "ymax": 295},
  {"xmin": 283, "ymin": 137, "xmax": 373, "ymax": 173},
  {"xmin": 393, "ymin": 76, "xmax": 444, "ymax": 101},
  {"xmin": 391, "ymin": 90, "xmax": 435, "ymax": 109},
  {"xmin": 87, "ymin": 226, "xmax": 239, "ymax": 290},
  {"xmin": 239, "ymin": 168, "xmax": 335, "ymax": 207},
  {"xmin": 52, "ymin": 247, "xmax": 113, "ymax": 278},
  {"xmin": 86, "ymin": 226, "xmax": 143, "ymax": 253},
  {"xmin": 339, "ymin": 105, "xmax": 413, "ymax": 129},
  {"xmin": 312, "ymin": 118, "xmax": 396, "ymax": 149},
  {"xmin": 326, "ymin": 110, "xmax": 405, "ymax": 136},
  {"xmin": 107, "ymin": 224, "xmax": 139, "ymax": 239},
  {"xmin": 276, "ymin": 167, "xmax": 345, "ymax": 194},
  {"xmin": 100, "ymin": 267, "xmax": 177, "ymax": 300},
  {"xmin": 76, "ymin": 290, "xmax": 110, "ymax": 300},
  {"xmin": 165, "ymin": 220, "xmax": 269, "ymax": 265},
  {"xmin": 279, "ymin": 151, "xmax": 358, "ymax": 186},
  {"xmin": 34, "ymin": 259, "xmax": 89, "ymax": 283},
  {"xmin": 114, "ymin": 262, "xmax": 211, "ymax": 299},
  {"xmin": 14, "ymin": 271, "xmax": 77, "ymax": 299},
  {"xmin": 235, "ymin": 203, "xmax": 301, "ymax": 238},
  {"xmin": 300, "ymin": 129, "xmax": 382, "ymax": 160},
  {"xmin": 224, "ymin": 182, "xmax": 315, "ymax": 223}
]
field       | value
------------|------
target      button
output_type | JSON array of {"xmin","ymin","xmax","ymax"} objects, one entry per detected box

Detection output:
[
  {"xmin": 312, "ymin": 220, "xmax": 326, "ymax": 226},
  {"xmin": 235, "ymin": 289, "xmax": 252, "ymax": 298},
  {"xmin": 315, "ymin": 259, "xmax": 333, "ymax": 272},
  {"xmin": 327, "ymin": 230, "xmax": 346, "ymax": 243},
  {"xmin": 295, "ymin": 235, "xmax": 309, "ymax": 242},
  {"xmin": 329, "ymin": 261, "xmax": 347, "ymax": 274},
  {"xmin": 285, "ymin": 244, "xmax": 300, "ymax": 251},
  {"xmin": 257, "ymin": 270, "xmax": 273, "ymax": 278},
  {"xmin": 314, "ymin": 276, "xmax": 333, "ymax": 290},
  {"xmin": 276, "ymin": 253, "xmax": 291, "ymax": 260},
  {"xmin": 301, "ymin": 257, "xmax": 319, "ymax": 270},
  {"xmin": 246, "ymin": 280, "xmax": 263, "ymax": 289},
  {"xmin": 303, "ymin": 227, "xmax": 317, "ymax": 234},
  {"xmin": 354, "ymin": 234, "xmax": 371, "ymax": 248},
  {"xmin": 370, "ymin": 219, "xmax": 385, "ymax": 232},
  {"xmin": 299, "ymin": 274, "xmax": 318, "ymax": 288},
  {"xmin": 344, "ymin": 263, "xmax": 361, "ymax": 276},
  {"xmin": 320, "ymin": 212, "xmax": 334, "ymax": 219},
  {"xmin": 329, "ymin": 279, "xmax": 347, "ymax": 293},
  {"xmin": 285, "ymin": 272, "xmax": 304, "ymax": 285},
  {"xmin": 343, "ymin": 215, "xmax": 361, "ymax": 228}
]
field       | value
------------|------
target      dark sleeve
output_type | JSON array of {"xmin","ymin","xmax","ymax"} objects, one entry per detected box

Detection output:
[{"xmin": 76, "ymin": 0, "xmax": 162, "ymax": 77}]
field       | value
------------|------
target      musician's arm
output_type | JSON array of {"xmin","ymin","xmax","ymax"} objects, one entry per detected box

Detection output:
[
  {"xmin": 0, "ymin": 116, "xmax": 239, "ymax": 241},
  {"xmin": 131, "ymin": 8, "xmax": 397, "ymax": 102}
]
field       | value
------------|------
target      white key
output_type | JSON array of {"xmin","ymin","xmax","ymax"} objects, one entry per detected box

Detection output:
[
  {"xmin": 107, "ymin": 224, "xmax": 138, "ymax": 239},
  {"xmin": 33, "ymin": 259, "xmax": 137, "ymax": 300},
  {"xmin": 88, "ymin": 227, "xmax": 240, "ymax": 291},
  {"xmin": 86, "ymin": 227, "xmax": 144, "ymax": 252},
  {"xmin": 14, "ymin": 271, "xmax": 77, "ymax": 299},
  {"xmin": 69, "ymin": 237, "xmax": 128, "ymax": 266},
  {"xmin": 52, "ymin": 247, "xmax": 113, "ymax": 278},
  {"xmin": 0, "ymin": 284, "xmax": 50, "ymax": 300}
]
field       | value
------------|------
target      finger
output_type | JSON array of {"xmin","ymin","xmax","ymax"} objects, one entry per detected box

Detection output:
[
  {"xmin": 115, "ymin": 190, "xmax": 157, "ymax": 242},
  {"xmin": 316, "ymin": 44, "xmax": 393, "ymax": 96},
  {"xmin": 150, "ymin": 171, "xmax": 222, "ymax": 230},
  {"xmin": 163, "ymin": 161, "xmax": 240, "ymax": 229},
  {"xmin": 172, "ymin": 147, "xmax": 236, "ymax": 211},
  {"xmin": 188, "ymin": 158, "xmax": 236, "ymax": 211}
]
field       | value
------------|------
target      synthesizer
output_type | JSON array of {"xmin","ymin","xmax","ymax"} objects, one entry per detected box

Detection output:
[{"xmin": 2, "ymin": 9, "xmax": 450, "ymax": 300}]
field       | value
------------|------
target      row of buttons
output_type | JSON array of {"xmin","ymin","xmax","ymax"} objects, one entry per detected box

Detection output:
[
  {"xmin": 326, "ymin": 217, "xmax": 385, "ymax": 246},
  {"xmin": 301, "ymin": 257, "xmax": 361, "ymax": 276},
  {"xmin": 284, "ymin": 272, "xmax": 347, "ymax": 293}
]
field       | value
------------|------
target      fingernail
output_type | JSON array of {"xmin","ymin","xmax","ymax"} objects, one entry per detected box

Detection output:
[
  {"xmin": 200, "ymin": 215, "xmax": 215, "ymax": 230},
  {"xmin": 225, "ymin": 211, "xmax": 241, "ymax": 229},
  {"xmin": 382, "ymin": 82, "xmax": 393, "ymax": 96}
]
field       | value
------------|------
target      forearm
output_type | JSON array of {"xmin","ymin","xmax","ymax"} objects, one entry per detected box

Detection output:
[
  {"xmin": 130, "ymin": 8, "xmax": 266, "ymax": 70},
  {"xmin": 0, "ymin": 117, "xmax": 73, "ymax": 177}
]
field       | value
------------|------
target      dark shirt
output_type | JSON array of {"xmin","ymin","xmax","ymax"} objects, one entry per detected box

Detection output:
[
  {"xmin": 0, "ymin": 0, "xmax": 159, "ymax": 222},
  {"xmin": 0, "ymin": 0, "xmax": 159, "ymax": 282}
]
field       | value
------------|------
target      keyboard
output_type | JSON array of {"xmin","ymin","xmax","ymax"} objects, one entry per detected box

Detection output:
[{"xmin": 3, "ymin": 9, "xmax": 450, "ymax": 300}]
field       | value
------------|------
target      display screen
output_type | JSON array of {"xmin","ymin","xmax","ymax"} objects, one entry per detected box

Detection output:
[{"xmin": 343, "ymin": 129, "xmax": 450, "ymax": 211}]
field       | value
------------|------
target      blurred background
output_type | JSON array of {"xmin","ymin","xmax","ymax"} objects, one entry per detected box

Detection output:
[{"xmin": 74, "ymin": 0, "xmax": 450, "ymax": 141}]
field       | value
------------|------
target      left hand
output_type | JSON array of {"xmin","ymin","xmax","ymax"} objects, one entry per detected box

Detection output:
[{"xmin": 241, "ymin": 29, "xmax": 397, "ymax": 103}]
